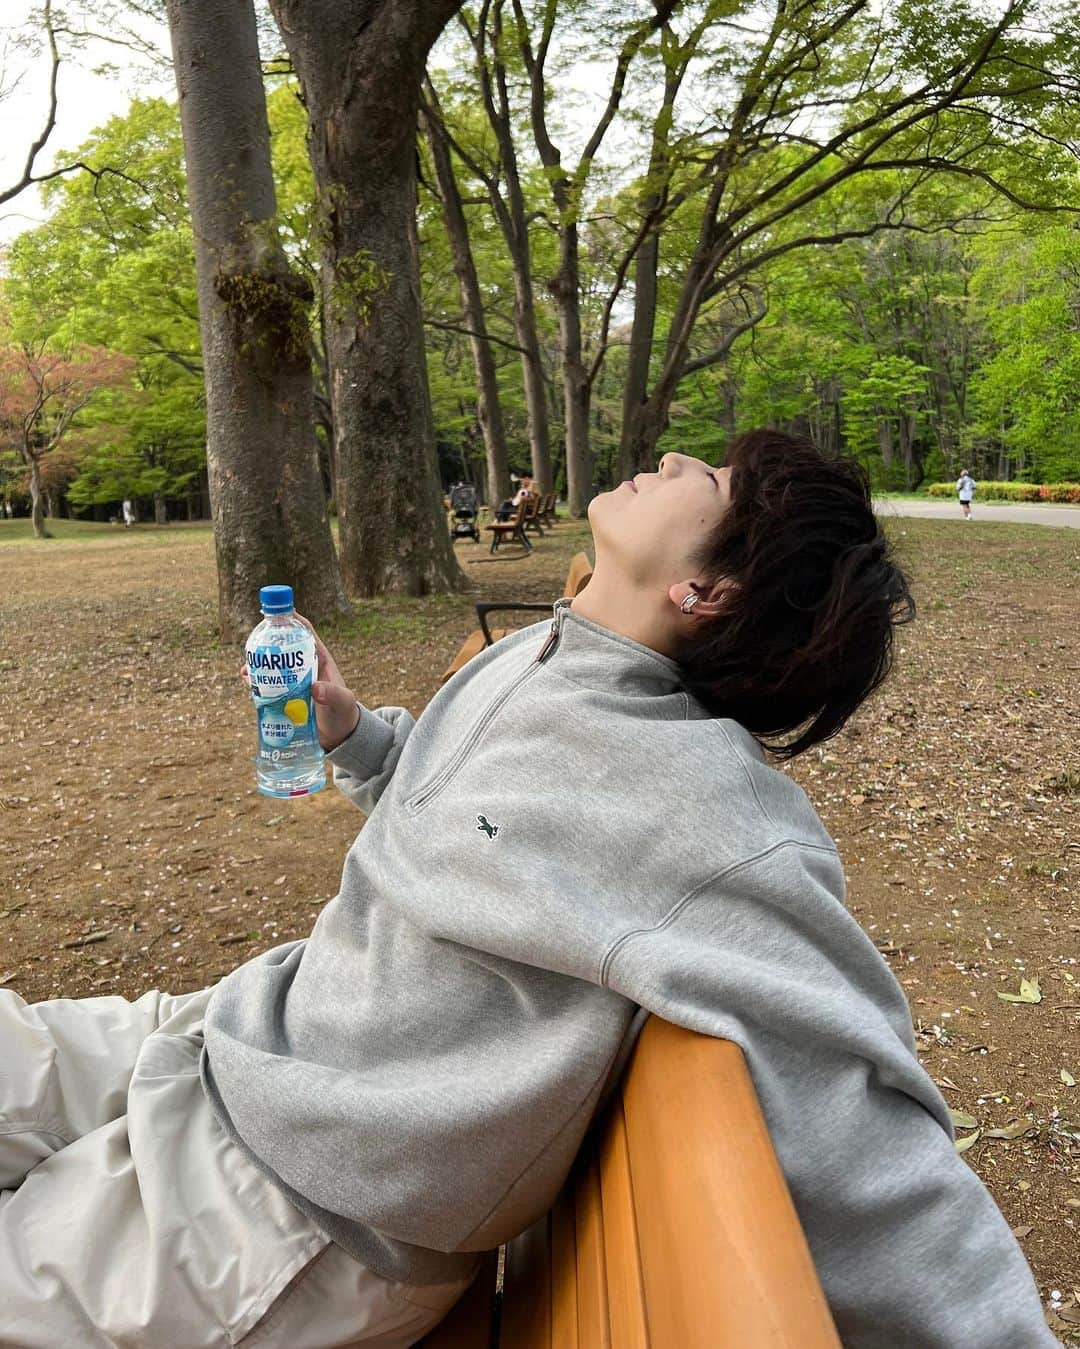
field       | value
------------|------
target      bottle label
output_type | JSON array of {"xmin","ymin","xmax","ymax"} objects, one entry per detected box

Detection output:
[{"xmin": 247, "ymin": 641, "xmax": 319, "ymax": 764}]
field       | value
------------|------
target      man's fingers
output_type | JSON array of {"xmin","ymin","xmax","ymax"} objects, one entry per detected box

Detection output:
[
  {"xmin": 312, "ymin": 676, "xmax": 350, "ymax": 703},
  {"xmin": 294, "ymin": 612, "xmax": 344, "ymax": 683}
]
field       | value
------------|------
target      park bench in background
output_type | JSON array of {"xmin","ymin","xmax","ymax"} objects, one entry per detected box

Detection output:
[
  {"xmin": 420, "ymin": 1017, "xmax": 840, "ymax": 1348},
  {"xmin": 538, "ymin": 493, "xmax": 558, "ymax": 527},
  {"xmin": 517, "ymin": 496, "xmax": 544, "ymax": 536},
  {"xmin": 440, "ymin": 552, "xmax": 593, "ymax": 686},
  {"xmin": 485, "ymin": 499, "xmax": 532, "ymax": 554},
  {"xmin": 522, "ymin": 494, "xmax": 547, "ymax": 540}
]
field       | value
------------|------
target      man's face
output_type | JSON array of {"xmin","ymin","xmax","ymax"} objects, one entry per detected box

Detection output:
[{"xmin": 587, "ymin": 453, "xmax": 733, "ymax": 587}]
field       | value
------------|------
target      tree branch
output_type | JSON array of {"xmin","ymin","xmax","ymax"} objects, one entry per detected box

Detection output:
[
  {"xmin": 679, "ymin": 288, "xmax": 769, "ymax": 378},
  {"xmin": 424, "ymin": 317, "xmax": 528, "ymax": 354},
  {"xmin": 0, "ymin": 0, "xmax": 61, "ymax": 207}
]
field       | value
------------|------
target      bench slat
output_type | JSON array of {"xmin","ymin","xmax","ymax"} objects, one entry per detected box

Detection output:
[
  {"xmin": 549, "ymin": 1187, "xmax": 580, "ymax": 1348},
  {"xmin": 622, "ymin": 1021, "xmax": 841, "ymax": 1348},
  {"xmin": 571, "ymin": 1163, "xmax": 609, "ymax": 1348},
  {"xmin": 565, "ymin": 552, "xmax": 592, "ymax": 598},
  {"xmin": 597, "ymin": 1101, "xmax": 647, "ymax": 1349},
  {"xmin": 441, "ymin": 628, "xmax": 509, "ymax": 684}
]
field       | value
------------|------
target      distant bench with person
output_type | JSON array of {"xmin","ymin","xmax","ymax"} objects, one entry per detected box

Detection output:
[{"xmin": 486, "ymin": 491, "xmax": 557, "ymax": 554}]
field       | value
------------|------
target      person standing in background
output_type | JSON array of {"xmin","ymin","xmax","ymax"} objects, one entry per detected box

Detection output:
[
  {"xmin": 122, "ymin": 498, "xmax": 135, "ymax": 528},
  {"xmin": 956, "ymin": 470, "xmax": 976, "ymax": 519}
]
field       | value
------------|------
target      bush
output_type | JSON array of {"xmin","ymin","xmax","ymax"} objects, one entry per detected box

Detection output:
[
  {"xmin": 1038, "ymin": 482, "xmax": 1080, "ymax": 503},
  {"xmin": 926, "ymin": 480, "xmax": 1080, "ymax": 502}
]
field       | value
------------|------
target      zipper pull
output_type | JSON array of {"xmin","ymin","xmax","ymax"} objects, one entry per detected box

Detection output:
[{"xmin": 535, "ymin": 619, "xmax": 560, "ymax": 664}]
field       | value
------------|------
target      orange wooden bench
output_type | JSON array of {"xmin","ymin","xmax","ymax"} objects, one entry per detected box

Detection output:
[
  {"xmin": 486, "ymin": 498, "xmax": 532, "ymax": 554},
  {"xmin": 522, "ymin": 493, "xmax": 550, "ymax": 541},
  {"xmin": 419, "ymin": 1018, "xmax": 840, "ymax": 1347},
  {"xmin": 440, "ymin": 552, "xmax": 593, "ymax": 685}
]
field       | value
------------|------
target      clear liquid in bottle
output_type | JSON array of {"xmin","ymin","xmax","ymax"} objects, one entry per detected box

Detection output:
[{"xmin": 245, "ymin": 585, "xmax": 326, "ymax": 798}]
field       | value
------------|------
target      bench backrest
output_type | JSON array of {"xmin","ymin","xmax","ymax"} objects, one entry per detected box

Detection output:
[
  {"xmin": 563, "ymin": 551, "xmax": 592, "ymax": 598},
  {"xmin": 423, "ymin": 1018, "xmax": 840, "ymax": 1347}
]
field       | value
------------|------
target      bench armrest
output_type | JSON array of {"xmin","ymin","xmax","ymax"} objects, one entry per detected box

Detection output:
[{"xmin": 475, "ymin": 601, "xmax": 553, "ymax": 647}]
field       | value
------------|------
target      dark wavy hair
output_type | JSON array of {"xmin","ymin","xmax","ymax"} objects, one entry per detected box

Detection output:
[{"xmin": 675, "ymin": 429, "xmax": 915, "ymax": 758}]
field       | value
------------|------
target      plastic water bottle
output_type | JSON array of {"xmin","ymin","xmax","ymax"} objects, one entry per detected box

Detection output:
[{"xmin": 245, "ymin": 585, "xmax": 326, "ymax": 798}]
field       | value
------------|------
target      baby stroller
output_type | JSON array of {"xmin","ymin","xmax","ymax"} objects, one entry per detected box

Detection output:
[{"xmin": 448, "ymin": 482, "xmax": 481, "ymax": 543}]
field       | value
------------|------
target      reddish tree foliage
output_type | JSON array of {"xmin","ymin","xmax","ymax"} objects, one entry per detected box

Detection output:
[{"xmin": 0, "ymin": 342, "xmax": 133, "ymax": 536}]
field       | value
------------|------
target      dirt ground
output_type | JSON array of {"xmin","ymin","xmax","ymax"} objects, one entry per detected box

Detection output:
[{"xmin": 1, "ymin": 514, "xmax": 1078, "ymax": 1335}]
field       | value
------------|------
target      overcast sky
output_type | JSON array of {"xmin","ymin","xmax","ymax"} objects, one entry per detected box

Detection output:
[
  {"xmin": 0, "ymin": 2, "xmax": 173, "ymax": 246},
  {"xmin": 0, "ymin": 3, "xmax": 637, "ymax": 253}
]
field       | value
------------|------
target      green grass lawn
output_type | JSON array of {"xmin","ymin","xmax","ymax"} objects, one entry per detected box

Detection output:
[{"xmin": 0, "ymin": 518, "xmax": 214, "ymax": 546}]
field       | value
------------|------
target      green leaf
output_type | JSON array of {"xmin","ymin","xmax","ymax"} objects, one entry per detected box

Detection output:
[
  {"xmin": 996, "ymin": 977, "xmax": 1041, "ymax": 1004},
  {"xmin": 983, "ymin": 1118, "xmax": 1036, "ymax": 1140},
  {"xmin": 955, "ymin": 1129, "xmax": 981, "ymax": 1154}
]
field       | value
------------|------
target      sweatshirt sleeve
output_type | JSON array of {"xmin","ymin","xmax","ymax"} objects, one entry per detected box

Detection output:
[
  {"xmin": 326, "ymin": 704, "xmax": 414, "ymax": 814},
  {"xmin": 600, "ymin": 841, "xmax": 1059, "ymax": 1349}
]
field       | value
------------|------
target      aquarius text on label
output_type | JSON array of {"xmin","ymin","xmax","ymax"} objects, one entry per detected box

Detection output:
[{"xmin": 247, "ymin": 649, "xmax": 306, "ymax": 672}]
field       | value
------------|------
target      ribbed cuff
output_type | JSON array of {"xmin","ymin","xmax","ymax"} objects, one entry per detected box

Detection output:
[{"xmin": 326, "ymin": 704, "xmax": 396, "ymax": 781}]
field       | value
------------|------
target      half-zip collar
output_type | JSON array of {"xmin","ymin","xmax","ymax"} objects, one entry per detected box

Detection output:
[{"xmin": 540, "ymin": 596, "xmax": 684, "ymax": 698}]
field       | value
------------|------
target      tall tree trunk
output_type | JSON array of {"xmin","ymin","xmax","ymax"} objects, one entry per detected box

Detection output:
[
  {"xmin": 619, "ymin": 226, "xmax": 660, "ymax": 483},
  {"xmin": 166, "ymin": 0, "xmax": 348, "ymax": 641},
  {"xmin": 625, "ymin": 249, "xmax": 716, "ymax": 463},
  {"xmin": 514, "ymin": 278, "xmax": 552, "ymax": 490},
  {"xmin": 617, "ymin": 43, "xmax": 685, "ymax": 483},
  {"xmin": 28, "ymin": 457, "xmax": 48, "ymax": 539},
  {"xmin": 552, "ymin": 225, "xmax": 592, "ymax": 516},
  {"xmin": 270, "ymin": 1, "xmax": 468, "ymax": 598},
  {"xmin": 877, "ymin": 419, "xmax": 895, "ymax": 468},
  {"xmin": 423, "ymin": 105, "xmax": 511, "ymax": 507},
  {"xmin": 447, "ymin": 15, "xmax": 552, "ymax": 490},
  {"xmin": 490, "ymin": 97, "xmax": 551, "ymax": 493},
  {"xmin": 153, "ymin": 490, "xmax": 167, "ymax": 525}
]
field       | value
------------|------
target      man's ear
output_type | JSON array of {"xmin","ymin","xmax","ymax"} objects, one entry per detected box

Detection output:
[{"xmin": 667, "ymin": 578, "xmax": 736, "ymax": 616}]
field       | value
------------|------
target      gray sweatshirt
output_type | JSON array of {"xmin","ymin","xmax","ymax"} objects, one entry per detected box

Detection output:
[{"xmin": 201, "ymin": 600, "xmax": 1058, "ymax": 1347}]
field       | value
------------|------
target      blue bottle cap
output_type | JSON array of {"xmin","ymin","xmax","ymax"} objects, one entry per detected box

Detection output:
[{"xmin": 259, "ymin": 584, "xmax": 295, "ymax": 613}]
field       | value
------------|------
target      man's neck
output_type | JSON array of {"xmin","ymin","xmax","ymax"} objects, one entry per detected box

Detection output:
[{"xmin": 570, "ymin": 573, "xmax": 680, "ymax": 658}]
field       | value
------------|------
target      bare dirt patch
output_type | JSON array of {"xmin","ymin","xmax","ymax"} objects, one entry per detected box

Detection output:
[{"xmin": 1, "ymin": 515, "xmax": 1077, "ymax": 1332}]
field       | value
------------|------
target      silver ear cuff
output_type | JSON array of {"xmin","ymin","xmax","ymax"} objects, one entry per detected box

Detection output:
[{"xmin": 680, "ymin": 593, "xmax": 700, "ymax": 614}]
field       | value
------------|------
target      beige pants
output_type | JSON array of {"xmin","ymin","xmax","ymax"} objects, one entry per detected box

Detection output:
[{"xmin": 0, "ymin": 987, "xmax": 473, "ymax": 1348}]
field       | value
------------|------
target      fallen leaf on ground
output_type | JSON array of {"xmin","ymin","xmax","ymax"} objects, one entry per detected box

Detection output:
[
  {"xmin": 949, "ymin": 1109, "xmax": 978, "ymax": 1129},
  {"xmin": 997, "ymin": 977, "xmax": 1042, "ymax": 1004},
  {"xmin": 984, "ymin": 1118, "xmax": 1038, "ymax": 1140},
  {"xmin": 955, "ymin": 1129, "xmax": 980, "ymax": 1153}
]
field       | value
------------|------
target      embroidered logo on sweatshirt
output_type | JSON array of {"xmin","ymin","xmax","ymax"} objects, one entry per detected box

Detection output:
[{"xmin": 476, "ymin": 813, "xmax": 500, "ymax": 840}]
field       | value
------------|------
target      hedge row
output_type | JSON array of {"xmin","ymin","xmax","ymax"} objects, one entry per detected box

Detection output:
[{"xmin": 926, "ymin": 480, "xmax": 1080, "ymax": 503}]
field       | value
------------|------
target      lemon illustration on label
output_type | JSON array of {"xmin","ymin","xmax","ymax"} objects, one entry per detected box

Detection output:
[{"xmin": 283, "ymin": 698, "xmax": 309, "ymax": 727}]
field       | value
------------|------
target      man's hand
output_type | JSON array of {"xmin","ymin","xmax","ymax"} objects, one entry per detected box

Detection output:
[
  {"xmin": 242, "ymin": 616, "xmax": 361, "ymax": 753},
  {"xmin": 294, "ymin": 615, "xmax": 361, "ymax": 751}
]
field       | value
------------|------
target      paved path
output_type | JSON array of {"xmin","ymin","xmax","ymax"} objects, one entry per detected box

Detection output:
[{"xmin": 874, "ymin": 499, "xmax": 1080, "ymax": 529}]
